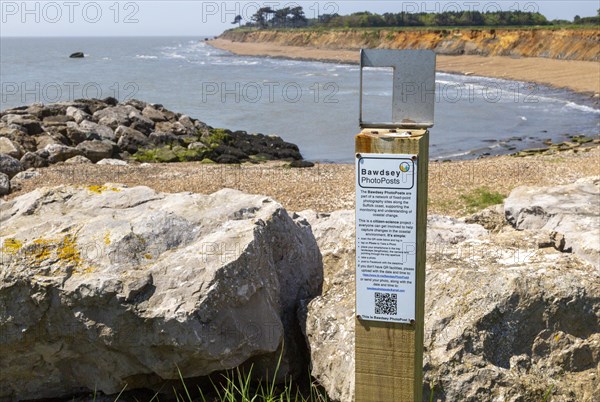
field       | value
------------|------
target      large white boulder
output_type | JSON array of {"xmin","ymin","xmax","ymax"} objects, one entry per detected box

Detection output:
[
  {"xmin": 298, "ymin": 201, "xmax": 599, "ymax": 402},
  {"xmin": 0, "ymin": 185, "xmax": 322, "ymax": 400},
  {"xmin": 504, "ymin": 176, "xmax": 600, "ymax": 267}
]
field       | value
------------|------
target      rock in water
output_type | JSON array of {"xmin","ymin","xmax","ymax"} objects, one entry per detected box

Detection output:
[
  {"xmin": 69, "ymin": 52, "xmax": 84, "ymax": 58},
  {"xmin": 0, "ymin": 186, "xmax": 322, "ymax": 400}
]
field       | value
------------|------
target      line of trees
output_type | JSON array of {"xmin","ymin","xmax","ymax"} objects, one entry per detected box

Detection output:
[
  {"xmin": 233, "ymin": 7, "xmax": 600, "ymax": 29},
  {"xmin": 232, "ymin": 6, "xmax": 308, "ymax": 28},
  {"xmin": 572, "ymin": 11, "xmax": 600, "ymax": 26},
  {"xmin": 318, "ymin": 10, "xmax": 550, "ymax": 27}
]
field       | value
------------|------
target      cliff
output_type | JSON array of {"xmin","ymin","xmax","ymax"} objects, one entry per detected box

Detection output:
[{"xmin": 220, "ymin": 28, "xmax": 600, "ymax": 61}]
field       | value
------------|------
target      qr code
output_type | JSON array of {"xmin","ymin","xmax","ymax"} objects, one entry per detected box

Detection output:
[{"xmin": 375, "ymin": 292, "xmax": 397, "ymax": 315}]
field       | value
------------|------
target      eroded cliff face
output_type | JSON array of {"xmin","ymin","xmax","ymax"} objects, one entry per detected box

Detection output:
[{"xmin": 220, "ymin": 28, "xmax": 600, "ymax": 61}]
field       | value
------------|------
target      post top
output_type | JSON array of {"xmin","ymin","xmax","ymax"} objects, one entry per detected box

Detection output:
[{"xmin": 359, "ymin": 49, "xmax": 436, "ymax": 129}]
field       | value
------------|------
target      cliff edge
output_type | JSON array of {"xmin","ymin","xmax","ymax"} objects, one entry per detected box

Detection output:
[{"xmin": 220, "ymin": 28, "xmax": 600, "ymax": 61}]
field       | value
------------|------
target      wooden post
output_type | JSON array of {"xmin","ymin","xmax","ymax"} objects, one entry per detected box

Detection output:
[
  {"xmin": 355, "ymin": 128, "xmax": 429, "ymax": 401},
  {"xmin": 355, "ymin": 49, "xmax": 433, "ymax": 402}
]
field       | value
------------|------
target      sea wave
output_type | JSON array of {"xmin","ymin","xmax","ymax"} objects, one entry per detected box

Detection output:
[
  {"xmin": 563, "ymin": 102, "xmax": 600, "ymax": 114},
  {"xmin": 434, "ymin": 149, "xmax": 474, "ymax": 159},
  {"xmin": 162, "ymin": 52, "xmax": 187, "ymax": 60},
  {"xmin": 135, "ymin": 54, "xmax": 158, "ymax": 60}
]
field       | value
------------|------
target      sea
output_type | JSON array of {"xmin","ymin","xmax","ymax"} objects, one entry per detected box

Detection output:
[{"xmin": 1, "ymin": 36, "xmax": 599, "ymax": 162}]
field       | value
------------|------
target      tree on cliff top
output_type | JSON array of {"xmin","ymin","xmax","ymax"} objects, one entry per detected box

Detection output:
[
  {"xmin": 289, "ymin": 6, "xmax": 308, "ymax": 27},
  {"xmin": 252, "ymin": 7, "xmax": 274, "ymax": 28},
  {"xmin": 232, "ymin": 15, "xmax": 242, "ymax": 27}
]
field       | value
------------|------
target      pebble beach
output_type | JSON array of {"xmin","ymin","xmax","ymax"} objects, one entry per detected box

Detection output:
[{"xmin": 9, "ymin": 146, "xmax": 600, "ymax": 216}]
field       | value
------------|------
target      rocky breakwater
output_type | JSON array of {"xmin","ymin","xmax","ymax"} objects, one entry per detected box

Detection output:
[
  {"xmin": 299, "ymin": 177, "xmax": 599, "ymax": 402},
  {"xmin": 0, "ymin": 185, "xmax": 322, "ymax": 400},
  {"xmin": 0, "ymin": 98, "xmax": 306, "ymax": 195}
]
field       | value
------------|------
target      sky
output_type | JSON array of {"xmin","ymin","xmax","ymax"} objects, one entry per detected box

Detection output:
[{"xmin": 1, "ymin": 1, "xmax": 598, "ymax": 37}]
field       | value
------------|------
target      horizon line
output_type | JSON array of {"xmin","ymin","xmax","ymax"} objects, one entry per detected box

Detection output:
[{"xmin": 1, "ymin": 34, "xmax": 221, "ymax": 38}]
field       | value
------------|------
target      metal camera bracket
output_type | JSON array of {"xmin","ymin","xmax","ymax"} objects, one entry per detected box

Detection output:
[{"xmin": 359, "ymin": 49, "xmax": 436, "ymax": 129}]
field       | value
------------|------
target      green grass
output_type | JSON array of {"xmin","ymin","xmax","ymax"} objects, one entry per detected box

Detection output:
[
  {"xmin": 85, "ymin": 347, "xmax": 328, "ymax": 402},
  {"xmin": 173, "ymin": 349, "xmax": 328, "ymax": 402},
  {"xmin": 542, "ymin": 384, "xmax": 554, "ymax": 402},
  {"xmin": 460, "ymin": 187, "xmax": 505, "ymax": 213}
]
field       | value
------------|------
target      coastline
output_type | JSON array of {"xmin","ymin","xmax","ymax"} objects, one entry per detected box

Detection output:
[{"xmin": 208, "ymin": 38, "xmax": 600, "ymax": 96}]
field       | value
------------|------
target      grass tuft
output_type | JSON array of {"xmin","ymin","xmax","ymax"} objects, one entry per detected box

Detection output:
[
  {"xmin": 542, "ymin": 384, "xmax": 554, "ymax": 402},
  {"xmin": 460, "ymin": 187, "xmax": 505, "ymax": 213},
  {"xmin": 90, "ymin": 347, "xmax": 328, "ymax": 401}
]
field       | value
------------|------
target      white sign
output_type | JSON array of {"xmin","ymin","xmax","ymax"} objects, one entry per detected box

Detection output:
[{"xmin": 355, "ymin": 153, "xmax": 418, "ymax": 323}]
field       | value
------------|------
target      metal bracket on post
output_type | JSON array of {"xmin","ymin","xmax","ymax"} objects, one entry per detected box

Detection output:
[{"xmin": 359, "ymin": 49, "xmax": 436, "ymax": 129}]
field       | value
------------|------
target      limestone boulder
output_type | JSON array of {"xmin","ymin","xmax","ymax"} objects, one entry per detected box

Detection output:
[
  {"xmin": 298, "ymin": 210, "xmax": 355, "ymax": 402},
  {"xmin": 64, "ymin": 155, "xmax": 93, "ymax": 164},
  {"xmin": 504, "ymin": 176, "xmax": 600, "ymax": 266},
  {"xmin": 0, "ymin": 153, "xmax": 24, "ymax": 179},
  {"xmin": 149, "ymin": 131, "xmax": 181, "ymax": 146},
  {"xmin": 79, "ymin": 120, "xmax": 116, "ymax": 142},
  {"xmin": 76, "ymin": 140, "xmax": 118, "ymax": 163},
  {"xmin": 34, "ymin": 133, "xmax": 63, "ymax": 150},
  {"xmin": 0, "ymin": 137, "xmax": 24, "ymax": 159},
  {"xmin": 128, "ymin": 110, "xmax": 155, "ymax": 135},
  {"xmin": 93, "ymin": 106, "xmax": 135, "ymax": 129},
  {"xmin": 4, "ymin": 115, "xmax": 44, "ymax": 135},
  {"xmin": 96, "ymin": 158, "xmax": 128, "ymax": 166},
  {"xmin": 427, "ymin": 214, "xmax": 488, "ymax": 245},
  {"xmin": 142, "ymin": 105, "xmax": 167, "ymax": 122},
  {"xmin": 0, "ymin": 126, "xmax": 36, "ymax": 153},
  {"xmin": 115, "ymin": 126, "xmax": 150, "ymax": 154},
  {"xmin": 423, "ymin": 228, "xmax": 599, "ymax": 402},
  {"xmin": 20, "ymin": 151, "xmax": 49, "ymax": 169},
  {"xmin": 65, "ymin": 122, "xmax": 92, "ymax": 144},
  {"xmin": 298, "ymin": 199, "xmax": 599, "ymax": 402},
  {"xmin": 8, "ymin": 170, "xmax": 41, "ymax": 192},
  {"xmin": 66, "ymin": 106, "xmax": 91, "ymax": 124},
  {"xmin": 0, "ymin": 172, "xmax": 9, "ymax": 195},
  {"xmin": 0, "ymin": 186, "xmax": 322, "ymax": 400},
  {"xmin": 44, "ymin": 143, "xmax": 82, "ymax": 163},
  {"xmin": 42, "ymin": 115, "xmax": 74, "ymax": 126}
]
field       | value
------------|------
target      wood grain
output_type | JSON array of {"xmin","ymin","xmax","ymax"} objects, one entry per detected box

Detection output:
[{"xmin": 355, "ymin": 128, "xmax": 429, "ymax": 402}]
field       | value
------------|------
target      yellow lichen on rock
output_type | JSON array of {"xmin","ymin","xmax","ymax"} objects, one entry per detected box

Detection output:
[
  {"xmin": 32, "ymin": 238, "xmax": 53, "ymax": 262},
  {"xmin": 86, "ymin": 185, "xmax": 121, "ymax": 194},
  {"xmin": 57, "ymin": 234, "xmax": 81, "ymax": 266},
  {"xmin": 104, "ymin": 231, "xmax": 111, "ymax": 245},
  {"xmin": 25, "ymin": 235, "xmax": 83, "ymax": 268},
  {"xmin": 1, "ymin": 238, "xmax": 23, "ymax": 255},
  {"xmin": 73, "ymin": 265, "xmax": 97, "ymax": 275}
]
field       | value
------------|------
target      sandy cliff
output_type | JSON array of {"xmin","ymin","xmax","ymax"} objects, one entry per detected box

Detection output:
[{"xmin": 220, "ymin": 28, "xmax": 600, "ymax": 61}]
